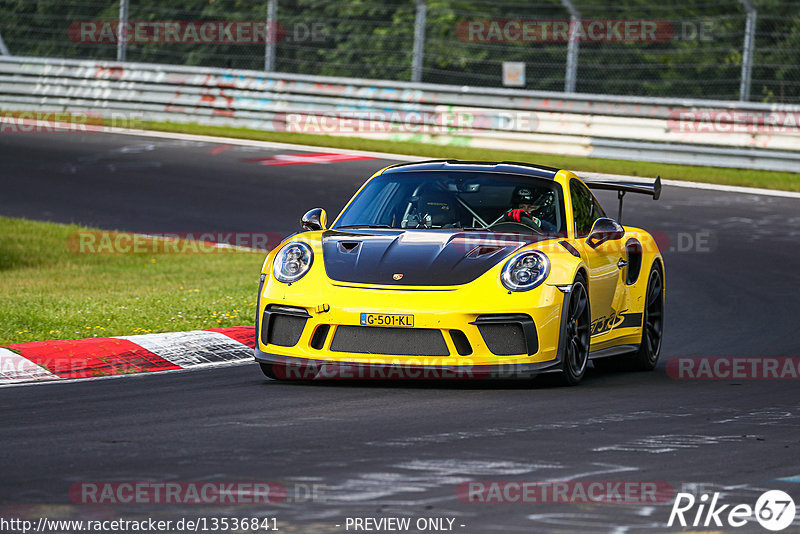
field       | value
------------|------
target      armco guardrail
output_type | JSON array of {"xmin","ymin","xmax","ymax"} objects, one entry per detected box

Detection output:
[{"xmin": 1, "ymin": 56, "xmax": 800, "ymax": 172}]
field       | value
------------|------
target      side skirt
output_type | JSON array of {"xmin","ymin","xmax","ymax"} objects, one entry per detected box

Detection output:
[{"xmin": 589, "ymin": 344, "xmax": 639, "ymax": 360}]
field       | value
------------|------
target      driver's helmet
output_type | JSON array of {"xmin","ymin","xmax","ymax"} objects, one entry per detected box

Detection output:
[
  {"xmin": 511, "ymin": 186, "xmax": 535, "ymax": 208},
  {"xmin": 511, "ymin": 186, "xmax": 555, "ymax": 223},
  {"xmin": 512, "ymin": 186, "xmax": 546, "ymax": 212}
]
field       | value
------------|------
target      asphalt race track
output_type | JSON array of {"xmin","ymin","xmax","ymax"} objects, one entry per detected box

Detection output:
[{"xmin": 1, "ymin": 131, "xmax": 799, "ymax": 533}]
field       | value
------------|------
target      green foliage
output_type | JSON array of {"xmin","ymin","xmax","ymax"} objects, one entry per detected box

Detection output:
[
  {"xmin": 0, "ymin": 0, "xmax": 797, "ymax": 101},
  {"xmin": 0, "ymin": 216, "xmax": 263, "ymax": 344}
]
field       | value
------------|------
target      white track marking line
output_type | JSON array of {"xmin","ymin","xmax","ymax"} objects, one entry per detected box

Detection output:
[
  {"xmin": 106, "ymin": 127, "xmax": 424, "ymax": 161},
  {"xmin": 0, "ymin": 348, "xmax": 60, "ymax": 382},
  {"xmin": 21, "ymin": 122, "xmax": 800, "ymax": 198},
  {"xmin": 581, "ymin": 171, "xmax": 800, "ymax": 199},
  {"xmin": 115, "ymin": 330, "xmax": 253, "ymax": 367},
  {"xmin": 102, "ymin": 127, "xmax": 800, "ymax": 199},
  {"xmin": 660, "ymin": 178, "xmax": 800, "ymax": 198}
]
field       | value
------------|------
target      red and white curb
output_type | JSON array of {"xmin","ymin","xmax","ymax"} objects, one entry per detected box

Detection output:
[{"xmin": 0, "ymin": 326, "xmax": 255, "ymax": 385}]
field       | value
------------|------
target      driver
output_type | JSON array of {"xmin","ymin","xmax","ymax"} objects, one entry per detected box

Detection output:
[{"xmin": 503, "ymin": 186, "xmax": 557, "ymax": 232}]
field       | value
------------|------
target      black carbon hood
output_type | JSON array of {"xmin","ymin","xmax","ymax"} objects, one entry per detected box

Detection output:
[{"xmin": 321, "ymin": 229, "xmax": 546, "ymax": 286}]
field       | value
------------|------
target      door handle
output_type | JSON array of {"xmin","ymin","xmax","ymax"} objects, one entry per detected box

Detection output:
[{"xmin": 617, "ymin": 259, "xmax": 628, "ymax": 269}]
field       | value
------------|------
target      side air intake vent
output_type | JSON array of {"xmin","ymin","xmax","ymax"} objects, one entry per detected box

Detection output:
[
  {"xmin": 261, "ymin": 305, "xmax": 310, "ymax": 347},
  {"xmin": 471, "ymin": 314, "xmax": 538, "ymax": 356},
  {"xmin": 449, "ymin": 330, "xmax": 473, "ymax": 356},
  {"xmin": 626, "ymin": 238, "xmax": 643, "ymax": 285},
  {"xmin": 310, "ymin": 324, "xmax": 330, "ymax": 350}
]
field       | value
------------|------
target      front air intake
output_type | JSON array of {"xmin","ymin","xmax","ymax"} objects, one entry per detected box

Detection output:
[{"xmin": 330, "ymin": 326, "xmax": 449, "ymax": 356}]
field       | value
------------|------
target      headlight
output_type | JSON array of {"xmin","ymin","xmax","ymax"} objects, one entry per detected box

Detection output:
[
  {"xmin": 500, "ymin": 251, "xmax": 550, "ymax": 291},
  {"xmin": 273, "ymin": 242, "xmax": 313, "ymax": 283}
]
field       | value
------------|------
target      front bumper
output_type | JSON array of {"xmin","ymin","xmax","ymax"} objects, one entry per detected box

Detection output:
[
  {"xmin": 254, "ymin": 274, "xmax": 570, "ymax": 376},
  {"xmin": 254, "ymin": 349, "xmax": 563, "ymax": 380}
]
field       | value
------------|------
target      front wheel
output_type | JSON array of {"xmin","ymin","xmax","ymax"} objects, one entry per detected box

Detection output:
[{"xmin": 559, "ymin": 274, "xmax": 591, "ymax": 386}]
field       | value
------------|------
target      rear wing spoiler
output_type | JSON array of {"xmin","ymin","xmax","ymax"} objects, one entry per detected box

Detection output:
[
  {"xmin": 581, "ymin": 175, "xmax": 661, "ymax": 222},
  {"xmin": 582, "ymin": 176, "xmax": 661, "ymax": 200}
]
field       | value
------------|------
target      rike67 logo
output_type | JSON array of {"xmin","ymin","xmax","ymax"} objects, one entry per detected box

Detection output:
[{"xmin": 668, "ymin": 490, "xmax": 796, "ymax": 531}]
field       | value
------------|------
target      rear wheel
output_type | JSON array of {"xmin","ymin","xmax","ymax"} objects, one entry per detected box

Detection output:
[
  {"xmin": 559, "ymin": 274, "xmax": 590, "ymax": 386},
  {"xmin": 594, "ymin": 263, "xmax": 664, "ymax": 372},
  {"xmin": 634, "ymin": 263, "xmax": 664, "ymax": 370}
]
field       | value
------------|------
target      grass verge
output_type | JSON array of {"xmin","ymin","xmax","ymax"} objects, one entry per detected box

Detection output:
[
  {"xmin": 136, "ymin": 120, "xmax": 800, "ymax": 192},
  {"xmin": 0, "ymin": 216, "xmax": 264, "ymax": 345}
]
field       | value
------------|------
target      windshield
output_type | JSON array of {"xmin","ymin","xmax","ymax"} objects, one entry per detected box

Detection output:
[{"xmin": 333, "ymin": 171, "xmax": 567, "ymax": 236}]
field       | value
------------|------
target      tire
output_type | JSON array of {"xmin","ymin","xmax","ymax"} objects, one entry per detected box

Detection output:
[
  {"xmin": 632, "ymin": 263, "xmax": 664, "ymax": 370},
  {"xmin": 594, "ymin": 263, "xmax": 664, "ymax": 372},
  {"xmin": 558, "ymin": 273, "xmax": 591, "ymax": 386},
  {"xmin": 259, "ymin": 362, "xmax": 278, "ymax": 380}
]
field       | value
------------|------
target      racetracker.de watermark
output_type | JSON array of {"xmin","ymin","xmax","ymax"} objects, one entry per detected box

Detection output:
[
  {"xmin": 272, "ymin": 110, "xmax": 540, "ymax": 135},
  {"xmin": 443, "ymin": 231, "xmax": 714, "ymax": 255},
  {"xmin": 69, "ymin": 482, "xmax": 287, "ymax": 505},
  {"xmin": 0, "ymin": 111, "xmax": 143, "ymax": 134},
  {"xmin": 457, "ymin": 480, "xmax": 674, "ymax": 504},
  {"xmin": 667, "ymin": 110, "xmax": 800, "ymax": 134},
  {"xmin": 667, "ymin": 357, "xmax": 800, "ymax": 380},
  {"xmin": 456, "ymin": 19, "xmax": 713, "ymax": 43},
  {"xmin": 67, "ymin": 232, "xmax": 283, "ymax": 254},
  {"xmin": 268, "ymin": 359, "xmax": 527, "ymax": 380},
  {"xmin": 69, "ymin": 21, "xmax": 329, "ymax": 44}
]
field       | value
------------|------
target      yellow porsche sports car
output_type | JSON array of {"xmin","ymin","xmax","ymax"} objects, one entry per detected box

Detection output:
[{"xmin": 255, "ymin": 160, "xmax": 664, "ymax": 385}]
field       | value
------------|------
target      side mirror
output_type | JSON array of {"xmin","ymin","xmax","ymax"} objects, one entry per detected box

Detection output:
[
  {"xmin": 302, "ymin": 208, "xmax": 327, "ymax": 231},
  {"xmin": 586, "ymin": 217, "xmax": 624, "ymax": 249}
]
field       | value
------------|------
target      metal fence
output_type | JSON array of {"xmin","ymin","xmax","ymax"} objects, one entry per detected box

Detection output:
[
  {"xmin": 2, "ymin": 56, "xmax": 799, "ymax": 172},
  {"xmin": 0, "ymin": 0, "xmax": 798, "ymax": 103}
]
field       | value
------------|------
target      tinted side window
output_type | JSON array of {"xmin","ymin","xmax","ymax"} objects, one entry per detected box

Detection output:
[
  {"xmin": 570, "ymin": 179, "xmax": 606, "ymax": 237},
  {"xmin": 591, "ymin": 193, "xmax": 606, "ymax": 222},
  {"xmin": 571, "ymin": 179, "xmax": 594, "ymax": 237}
]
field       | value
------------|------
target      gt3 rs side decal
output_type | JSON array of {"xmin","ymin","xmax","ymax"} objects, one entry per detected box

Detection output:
[{"xmin": 590, "ymin": 310, "xmax": 643, "ymax": 336}]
